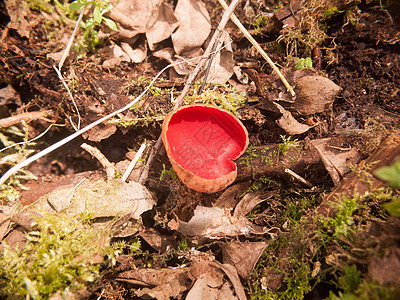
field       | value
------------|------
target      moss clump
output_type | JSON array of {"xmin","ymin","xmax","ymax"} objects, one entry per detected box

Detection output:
[{"xmin": 0, "ymin": 213, "xmax": 123, "ymax": 299}]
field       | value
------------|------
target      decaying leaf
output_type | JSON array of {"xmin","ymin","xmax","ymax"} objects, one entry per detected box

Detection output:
[
  {"xmin": 221, "ymin": 241, "xmax": 268, "ymax": 280},
  {"xmin": 185, "ymin": 272, "xmax": 224, "ymax": 300},
  {"xmin": 171, "ymin": 0, "xmax": 211, "ymax": 55},
  {"xmin": 293, "ymin": 75, "xmax": 342, "ymax": 115},
  {"xmin": 233, "ymin": 190, "xmax": 278, "ymax": 218},
  {"xmin": 5, "ymin": 0, "xmax": 30, "ymax": 38},
  {"xmin": 207, "ymin": 30, "xmax": 235, "ymax": 84},
  {"xmin": 177, "ymin": 206, "xmax": 253, "ymax": 238},
  {"xmin": 108, "ymin": 0, "xmax": 160, "ymax": 36},
  {"xmin": 23, "ymin": 179, "xmax": 155, "ymax": 220},
  {"xmin": 274, "ymin": 101, "xmax": 314, "ymax": 135},
  {"xmin": 311, "ymin": 138, "xmax": 361, "ymax": 185},
  {"xmin": 121, "ymin": 40, "xmax": 147, "ymax": 63},
  {"xmin": 0, "ymin": 85, "xmax": 21, "ymax": 106},
  {"xmin": 146, "ymin": 1, "xmax": 179, "ymax": 50}
]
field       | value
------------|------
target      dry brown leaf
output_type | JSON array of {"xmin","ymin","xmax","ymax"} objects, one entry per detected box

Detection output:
[
  {"xmin": 177, "ymin": 206, "xmax": 253, "ymax": 238},
  {"xmin": 311, "ymin": 138, "xmax": 361, "ymax": 185},
  {"xmin": 274, "ymin": 101, "xmax": 314, "ymax": 135},
  {"xmin": 117, "ymin": 267, "xmax": 189, "ymax": 286},
  {"xmin": 0, "ymin": 85, "xmax": 21, "ymax": 106},
  {"xmin": 214, "ymin": 182, "xmax": 252, "ymax": 210},
  {"xmin": 138, "ymin": 228, "xmax": 177, "ymax": 253},
  {"xmin": 207, "ymin": 30, "xmax": 235, "ymax": 84},
  {"xmin": 293, "ymin": 75, "xmax": 342, "ymax": 115},
  {"xmin": 221, "ymin": 241, "xmax": 268, "ymax": 280},
  {"xmin": 5, "ymin": 0, "xmax": 30, "ymax": 38},
  {"xmin": 121, "ymin": 40, "xmax": 147, "ymax": 63},
  {"xmin": 186, "ymin": 272, "xmax": 224, "ymax": 300},
  {"xmin": 233, "ymin": 190, "xmax": 278, "ymax": 218},
  {"xmin": 108, "ymin": 0, "xmax": 160, "ymax": 36},
  {"xmin": 135, "ymin": 278, "xmax": 187, "ymax": 300},
  {"xmin": 24, "ymin": 179, "xmax": 155, "ymax": 220},
  {"xmin": 83, "ymin": 121, "xmax": 117, "ymax": 142},
  {"xmin": 146, "ymin": 2, "xmax": 179, "ymax": 50},
  {"xmin": 171, "ymin": 0, "xmax": 211, "ymax": 55}
]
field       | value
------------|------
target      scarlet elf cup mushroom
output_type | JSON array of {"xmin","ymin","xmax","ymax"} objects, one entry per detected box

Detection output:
[{"xmin": 162, "ymin": 104, "xmax": 249, "ymax": 193}]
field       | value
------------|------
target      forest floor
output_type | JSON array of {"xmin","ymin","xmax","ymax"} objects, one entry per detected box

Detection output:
[{"xmin": 0, "ymin": 0, "xmax": 400, "ymax": 299}]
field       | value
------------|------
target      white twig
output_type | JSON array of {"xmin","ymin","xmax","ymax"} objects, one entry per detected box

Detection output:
[
  {"xmin": 0, "ymin": 55, "xmax": 210, "ymax": 186},
  {"xmin": 0, "ymin": 123, "xmax": 64, "ymax": 153},
  {"xmin": 122, "ymin": 142, "xmax": 146, "ymax": 182},
  {"xmin": 53, "ymin": 66, "xmax": 81, "ymax": 131},
  {"xmin": 58, "ymin": 7, "xmax": 86, "ymax": 70},
  {"xmin": 284, "ymin": 168, "xmax": 313, "ymax": 188}
]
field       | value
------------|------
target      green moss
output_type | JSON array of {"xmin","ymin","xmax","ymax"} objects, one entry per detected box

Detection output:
[{"xmin": 0, "ymin": 213, "xmax": 124, "ymax": 299}]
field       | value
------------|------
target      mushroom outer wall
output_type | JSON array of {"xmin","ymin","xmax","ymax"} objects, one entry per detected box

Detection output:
[{"xmin": 162, "ymin": 104, "xmax": 249, "ymax": 193}]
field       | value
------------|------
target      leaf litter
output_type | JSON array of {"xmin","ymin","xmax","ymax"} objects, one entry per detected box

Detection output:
[{"xmin": 1, "ymin": 0, "xmax": 400, "ymax": 299}]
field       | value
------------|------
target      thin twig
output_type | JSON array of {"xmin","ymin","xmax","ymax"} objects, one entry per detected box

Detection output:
[
  {"xmin": 58, "ymin": 7, "xmax": 86, "ymax": 70},
  {"xmin": 285, "ymin": 168, "xmax": 313, "ymax": 188},
  {"xmin": 0, "ymin": 110, "xmax": 51, "ymax": 129},
  {"xmin": 122, "ymin": 142, "xmax": 146, "ymax": 182},
  {"xmin": 198, "ymin": 31, "xmax": 223, "ymax": 95},
  {"xmin": 218, "ymin": 0, "xmax": 296, "ymax": 98},
  {"xmin": 81, "ymin": 143, "xmax": 115, "ymax": 180},
  {"xmin": 53, "ymin": 66, "xmax": 82, "ymax": 130},
  {"xmin": 138, "ymin": 0, "xmax": 241, "ymax": 184},
  {"xmin": 0, "ymin": 123, "xmax": 65, "ymax": 153}
]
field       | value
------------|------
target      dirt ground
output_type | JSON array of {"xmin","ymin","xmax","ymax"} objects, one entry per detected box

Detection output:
[{"xmin": 1, "ymin": 0, "xmax": 400, "ymax": 299}]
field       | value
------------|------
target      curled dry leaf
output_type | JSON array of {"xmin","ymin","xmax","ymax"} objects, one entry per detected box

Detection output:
[
  {"xmin": 273, "ymin": 101, "xmax": 314, "ymax": 135},
  {"xmin": 121, "ymin": 40, "xmax": 147, "ymax": 63},
  {"xmin": 172, "ymin": 0, "xmax": 211, "ymax": 55},
  {"xmin": 108, "ymin": 0, "xmax": 159, "ymax": 36}
]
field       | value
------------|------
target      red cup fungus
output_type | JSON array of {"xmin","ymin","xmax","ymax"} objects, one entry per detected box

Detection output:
[{"xmin": 162, "ymin": 104, "xmax": 249, "ymax": 193}]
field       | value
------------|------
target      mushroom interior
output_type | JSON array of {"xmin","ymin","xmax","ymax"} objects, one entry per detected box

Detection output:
[{"xmin": 165, "ymin": 106, "xmax": 247, "ymax": 179}]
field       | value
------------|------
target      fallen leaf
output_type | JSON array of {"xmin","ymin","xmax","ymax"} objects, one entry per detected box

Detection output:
[
  {"xmin": 233, "ymin": 190, "xmax": 278, "ymax": 218},
  {"xmin": 177, "ymin": 206, "xmax": 253, "ymax": 238},
  {"xmin": 221, "ymin": 241, "xmax": 268, "ymax": 280},
  {"xmin": 186, "ymin": 272, "xmax": 224, "ymax": 300},
  {"xmin": 121, "ymin": 40, "xmax": 147, "ymax": 63},
  {"xmin": 207, "ymin": 31, "xmax": 234, "ymax": 84},
  {"xmin": 108, "ymin": 0, "xmax": 160, "ymax": 36},
  {"xmin": 293, "ymin": 75, "xmax": 342, "ymax": 115},
  {"xmin": 138, "ymin": 228, "xmax": 177, "ymax": 253},
  {"xmin": 24, "ymin": 179, "xmax": 155, "ymax": 220},
  {"xmin": 311, "ymin": 138, "xmax": 361, "ymax": 185},
  {"xmin": 146, "ymin": 1, "xmax": 179, "ymax": 50},
  {"xmin": 135, "ymin": 277, "xmax": 187, "ymax": 300},
  {"xmin": 274, "ymin": 101, "xmax": 314, "ymax": 135},
  {"xmin": 5, "ymin": 0, "xmax": 30, "ymax": 38},
  {"xmin": 171, "ymin": 0, "xmax": 211, "ymax": 55},
  {"xmin": 0, "ymin": 85, "xmax": 21, "ymax": 106}
]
